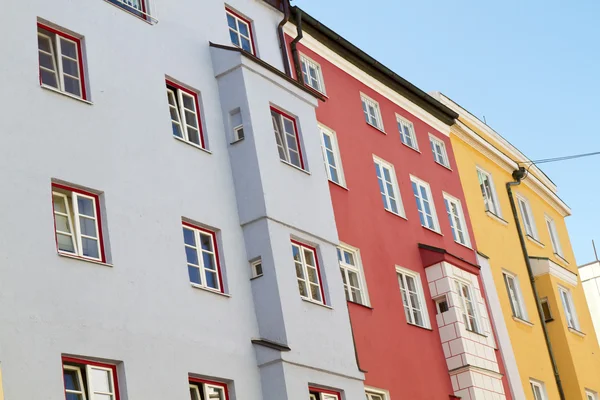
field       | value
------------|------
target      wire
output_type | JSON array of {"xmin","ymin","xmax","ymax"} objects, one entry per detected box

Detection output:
[{"xmin": 518, "ymin": 151, "xmax": 600, "ymax": 165}]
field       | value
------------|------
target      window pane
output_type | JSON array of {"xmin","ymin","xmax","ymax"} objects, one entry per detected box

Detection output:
[
  {"xmin": 310, "ymin": 284, "xmax": 322, "ymax": 301},
  {"xmin": 38, "ymin": 34, "xmax": 52, "ymax": 52},
  {"xmin": 55, "ymin": 215, "xmax": 71, "ymax": 233},
  {"xmin": 39, "ymin": 52, "xmax": 55, "ymax": 69},
  {"xmin": 298, "ymin": 280, "xmax": 308, "ymax": 297},
  {"xmin": 81, "ymin": 237, "xmax": 100, "ymax": 258},
  {"xmin": 62, "ymin": 57, "xmax": 79, "ymax": 77},
  {"xmin": 79, "ymin": 217, "xmax": 97, "ymax": 237},
  {"xmin": 203, "ymin": 252, "xmax": 216, "ymax": 271},
  {"xmin": 188, "ymin": 265, "xmax": 201, "ymax": 284},
  {"xmin": 229, "ymin": 30, "xmax": 240, "ymax": 46},
  {"xmin": 77, "ymin": 197, "xmax": 95, "ymax": 217},
  {"xmin": 41, "ymin": 69, "xmax": 59, "ymax": 88},
  {"xmin": 63, "ymin": 76, "xmax": 81, "ymax": 97},
  {"xmin": 64, "ymin": 369, "xmax": 81, "ymax": 391},
  {"xmin": 238, "ymin": 21, "xmax": 249, "ymax": 37},
  {"xmin": 207, "ymin": 386, "xmax": 225, "ymax": 400},
  {"xmin": 200, "ymin": 234, "xmax": 213, "ymax": 251},
  {"xmin": 60, "ymin": 39, "xmax": 78, "ymax": 58},
  {"xmin": 57, "ymin": 233, "xmax": 76, "ymax": 253},
  {"xmin": 90, "ymin": 368, "xmax": 112, "ymax": 393},
  {"xmin": 187, "ymin": 127, "xmax": 200, "ymax": 145},
  {"xmin": 227, "ymin": 14, "xmax": 236, "ymax": 29},
  {"xmin": 183, "ymin": 228, "xmax": 195, "ymax": 246},
  {"xmin": 185, "ymin": 247, "xmax": 199, "ymax": 265},
  {"xmin": 205, "ymin": 270, "xmax": 218, "ymax": 289}
]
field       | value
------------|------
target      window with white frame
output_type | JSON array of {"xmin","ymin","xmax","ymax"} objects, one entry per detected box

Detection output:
[
  {"xmin": 271, "ymin": 107, "xmax": 304, "ymax": 169},
  {"xmin": 183, "ymin": 222, "xmax": 223, "ymax": 292},
  {"xmin": 545, "ymin": 215, "xmax": 563, "ymax": 257},
  {"xmin": 361, "ymin": 94, "xmax": 384, "ymax": 130},
  {"xmin": 189, "ymin": 378, "xmax": 228, "ymax": 400},
  {"xmin": 63, "ymin": 356, "xmax": 119, "ymax": 400},
  {"xmin": 540, "ymin": 297, "xmax": 553, "ymax": 322},
  {"xmin": 411, "ymin": 176, "xmax": 439, "ymax": 232},
  {"xmin": 250, "ymin": 258, "xmax": 263, "ymax": 279},
  {"xmin": 292, "ymin": 241, "xmax": 324, "ymax": 304},
  {"xmin": 586, "ymin": 389, "xmax": 598, "ymax": 400},
  {"xmin": 397, "ymin": 115, "xmax": 418, "ymax": 150},
  {"xmin": 230, "ymin": 108, "xmax": 244, "ymax": 142},
  {"xmin": 455, "ymin": 280, "xmax": 480, "ymax": 333},
  {"xmin": 226, "ymin": 7, "xmax": 254, "ymax": 54},
  {"xmin": 558, "ymin": 285, "xmax": 579, "ymax": 330},
  {"xmin": 365, "ymin": 389, "xmax": 387, "ymax": 400},
  {"xmin": 300, "ymin": 54, "xmax": 325, "ymax": 93},
  {"xmin": 52, "ymin": 183, "xmax": 105, "ymax": 262},
  {"xmin": 476, "ymin": 168, "xmax": 501, "ymax": 216},
  {"xmin": 166, "ymin": 80, "xmax": 205, "ymax": 149},
  {"xmin": 397, "ymin": 266, "xmax": 430, "ymax": 328},
  {"xmin": 320, "ymin": 125, "xmax": 345, "ymax": 186},
  {"xmin": 530, "ymin": 380, "xmax": 547, "ymax": 400},
  {"xmin": 443, "ymin": 193, "xmax": 471, "ymax": 247},
  {"xmin": 309, "ymin": 387, "xmax": 340, "ymax": 400},
  {"xmin": 106, "ymin": 0, "xmax": 150, "ymax": 20},
  {"xmin": 38, "ymin": 23, "xmax": 87, "ymax": 100},
  {"xmin": 374, "ymin": 157, "xmax": 405, "ymax": 217},
  {"xmin": 338, "ymin": 245, "xmax": 368, "ymax": 305},
  {"xmin": 503, "ymin": 272, "xmax": 527, "ymax": 320},
  {"xmin": 429, "ymin": 134, "xmax": 450, "ymax": 168},
  {"xmin": 517, "ymin": 195, "xmax": 538, "ymax": 239}
]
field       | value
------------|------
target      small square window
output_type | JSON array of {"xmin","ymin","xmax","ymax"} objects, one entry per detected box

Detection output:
[
  {"xmin": 411, "ymin": 176, "xmax": 440, "ymax": 232},
  {"xmin": 435, "ymin": 296, "xmax": 449, "ymax": 314},
  {"xmin": 189, "ymin": 378, "xmax": 228, "ymax": 400},
  {"xmin": 396, "ymin": 266, "xmax": 430, "ymax": 328},
  {"xmin": 300, "ymin": 54, "xmax": 325, "ymax": 93},
  {"xmin": 397, "ymin": 116, "xmax": 418, "ymax": 150},
  {"xmin": 361, "ymin": 94, "xmax": 384, "ymax": 131},
  {"xmin": 271, "ymin": 107, "xmax": 304, "ymax": 169},
  {"xmin": 37, "ymin": 23, "xmax": 87, "ymax": 100},
  {"xmin": 429, "ymin": 134, "xmax": 450, "ymax": 168},
  {"xmin": 62, "ymin": 356, "xmax": 120, "ymax": 400},
  {"xmin": 292, "ymin": 241, "xmax": 324, "ymax": 304},
  {"xmin": 320, "ymin": 124, "xmax": 345, "ymax": 186},
  {"xmin": 309, "ymin": 387, "xmax": 341, "ymax": 400},
  {"xmin": 443, "ymin": 193, "xmax": 471, "ymax": 247},
  {"xmin": 250, "ymin": 259, "xmax": 263, "ymax": 278},
  {"xmin": 226, "ymin": 7, "xmax": 255, "ymax": 55},
  {"xmin": 338, "ymin": 244, "xmax": 369, "ymax": 306},
  {"xmin": 374, "ymin": 156, "xmax": 405, "ymax": 217},
  {"xmin": 166, "ymin": 80, "xmax": 206, "ymax": 149},
  {"xmin": 183, "ymin": 222, "xmax": 224, "ymax": 293}
]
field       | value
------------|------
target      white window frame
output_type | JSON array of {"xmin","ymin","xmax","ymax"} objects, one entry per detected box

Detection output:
[
  {"xmin": 455, "ymin": 279, "xmax": 481, "ymax": 333},
  {"xmin": 373, "ymin": 156, "xmax": 405, "ymax": 217},
  {"xmin": 516, "ymin": 194, "xmax": 539, "ymax": 239},
  {"xmin": 530, "ymin": 379, "xmax": 548, "ymax": 400},
  {"xmin": 250, "ymin": 258, "xmax": 263, "ymax": 279},
  {"xmin": 189, "ymin": 381, "xmax": 227, "ymax": 400},
  {"xmin": 540, "ymin": 297, "xmax": 553, "ymax": 322},
  {"xmin": 183, "ymin": 224, "xmax": 222, "ymax": 293},
  {"xmin": 396, "ymin": 266, "xmax": 431, "ymax": 329},
  {"xmin": 319, "ymin": 124, "xmax": 345, "ymax": 186},
  {"xmin": 87, "ymin": 365, "xmax": 116, "ymax": 400},
  {"xmin": 443, "ymin": 192, "xmax": 471, "ymax": 247},
  {"xmin": 226, "ymin": 8, "xmax": 254, "ymax": 54},
  {"xmin": 365, "ymin": 387, "xmax": 389, "ymax": 400},
  {"xmin": 558, "ymin": 285, "xmax": 580, "ymax": 330},
  {"xmin": 429, "ymin": 134, "xmax": 450, "ymax": 168},
  {"xmin": 476, "ymin": 167, "xmax": 502, "ymax": 217},
  {"xmin": 300, "ymin": 53, "xmax": 326, "ymax": 93},
  {"xmin": 502, "ymin": 271, "xmax": 528, "ymax": 320},
  {"xmin": 410, "ymin": 175, "xmax": 440, "ymax": 232},
  {"xmin": 292, "ymin": 241, "xmax": 324, "ymax": 304},
  {"xmin": 338, "ymin": 243, "xmax": 369, "ymax": 306},
  {"xmin": 63, "ymin": 365, "xmax": 87, "ymax": 400},
  {"xmin": 545, "ymin": 215, "xmax": 563, "ymax": 257},
  {"xmin": 586, "ymin": 389, "xmax": 598, "ymax": 400},
  {"xmin": 361, "ymin": 93, "xmax": 384, "ymax": 131},
  {"xmin": 271, "ymin": 107, "xmax": 304, "ymax": 169},
  {"xmin": 396, "ymin": 114, "xmax": 418, "ymax": 150},
  {"xmin": 166, "ymin": 80, "xmax": 204, "ymax": 149}
]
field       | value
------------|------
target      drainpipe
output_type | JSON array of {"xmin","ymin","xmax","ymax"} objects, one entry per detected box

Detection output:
[
  {"xmin": 276, "ymin": 0, "xmax": 291, "ymax": 76},
  {"xmin": 506, "ymin": 167, "xmax": 565, "ymax": 400},
  {"xmin": 290, "ymin": 8, "xmax": 303, "ymax": 83}
]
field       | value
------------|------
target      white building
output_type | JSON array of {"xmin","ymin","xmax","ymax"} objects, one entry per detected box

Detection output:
[{"xmin": 579, "ymin": 261, "xmax": 600, "ymax": 347}]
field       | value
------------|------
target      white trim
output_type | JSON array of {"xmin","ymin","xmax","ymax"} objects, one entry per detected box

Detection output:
[
  {"xmin": 455, "ymin": 278, "xmax": 482, "ymax": 334},
  {"xmin": 365, "ymin": 387, "xmax": 389, "ymax": 400},
  {"xmin": 586, "ymin": 389, "xmax": 598, "ymax": 400},
  {"xmin": 544, "ymin": 214, "xmax": 563, "ymax": 257},
  {"xmin": 429, "ymin": 133, "xmax": 450, "ymax": 168},
  {"xmin": 442, "ymin": 192, "xmax": 471, "ymax": 247},
  {"xmin": 529, "ymin": 257, "xmax": 578, "ymax": 286},
  {"xmin": 396, "ymin": 114, "xmax": 419, "ymax": 151},
  {"xmin": 529, "ymin": 379, "xmax": 548, "ymax": 400},
  {"xmin": 319, "ymin": 123, "xmax": 346, "ymax": 187},
  {"xmin": 250, "ymin": 258, "xmax": 263, "ymax": 279},
  {"xmin": 300, "ymin": 52, "xmax": 326, "ymax": 94},
  {"xmin": 476, "ymin": 166, "xmax": 503, "ymax": 218},
  {"xmin": 558, "ymin": 285, "xmax": 580, "ymax": 330},
  {"xmin": 373, "ymin": 155, "xmax": 406, "ymax": 217},
  {"xmin": 410, "ymin": 175, "xmax": 440, "ymax": 232},
  {"xmin": 516, "ymin": 193, "xmax": 539, "ymax": 240},
  {"xmin": 360, "ymin": 93, "xmax": 385, "ymax": 131},
  {"xmin": 502, "ymin": 270, "xmax": 528, "ymax": 321},
  {"xmin": 292, "ymin": 242, "xmax": 324, "ymax": 304},
  {"xmin": 226, "ymin": 8, "xmax": 254, "ymax": 54},
  {"xmin": 86, "ymin": 364, "xmax": 116, "ymax": 400},
  {"xmin": 338, "ymin": 243, "xmax": 370, "ymax": 306},
  {"xmin": 183, "ymin": 225, "xmax": 221, "ymax": 292},
  {"xmin": 396, "ymin": 265, "xmax": 431, "ymax": 329},
  {"xmin": 63, "ymin": 365, "xmax": 88, "ymax": 400}
]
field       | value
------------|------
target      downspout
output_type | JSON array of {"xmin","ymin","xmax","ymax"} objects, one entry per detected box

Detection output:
[
  {"xmin": 276, "ymin": 0, "xmax": 291, "ymax": 76},
  {"xmin": 506, "ymin": 167, "xmax": 565, "ymax": 400},
  {"xmin": 290, "ymin": 8, "xmax": 303, "ymax": 83}
]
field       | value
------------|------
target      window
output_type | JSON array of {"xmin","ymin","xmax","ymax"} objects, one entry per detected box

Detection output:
[
  {"xmin": 320, "ymin": 125, "xmax": 345, "ymax": 186},
  {"xmin": 365, "ymin": 389, "xmax": 387, "ymax": 400},
  {"xmin": 545, "ymin": 215, "xmax": 563, "ymax": 257},
  {"xmin": 443, "ymin": 193, "xmax": 471, "ymax": 247},
  {"xmin": 540, "ymin": 298, "xmax": 553, "ymax": 322},
  {"xmin": 300, "ymin": 54, "xmax": 325, "ymax": 93},
  {"xmin": 411, "ymin": 176, "xmax": 439, "ymax": 232},
  {"xmin": 397, "ymin": 266, "xmax": 430, "ymax": 328},
  {"xmin": 476, "ymin": 168, "xmax": 501, "ymax": 216},
  {"xmin": 517, "ymin": 195, "xmax": 538, "ymax": 239},
  {"xmin": 397, "ymin": 115, "xmax": 418, "ymax": 150},
  {"xmin": 435, "ymin": 296, "xmax": 449, "ymax": 314},
  {"xmin": 292, "ymin": 241, "xmax": 324, "ymax": 304},
  {"xmin": 361, "ymin": 94, "xmax": 384, "ymax": 130},
  {"xmin": 106, "ymin": 0, "xmax": 150, "ymax": 20},
  {"xmin": 230, "ymin": 109, "xmax": 244, "ymax": 142},
  {"xmin": 166, "ymin": 80, "xmax": 205, "ymax": 149},
  {"xmin": 62, "ymin": 356, "xmax": 119, "ymax": 400},
  {"xmin": 586, "ymin": 390, "xmax": 598, "ymax": 400},
  {"xmin": 429, "ymin": 134, "xmax": 450, "ymax": 168},
  {"xmin": 338, "ymin": 245, "xmax": 368, "ymax": 305},
  {"xmin": 226, "ymin": 8, "xmax": 255, "ymax": 54},
  {"xmin": 250, "ymin": 259, "xmax": 263, "ymax": 279},
  {"xmin": 271, "ymin": 107, "xmax": 304, "ymax": 169},
  {"xmin": 182, "ymin": 222, "xmax": 223, "ymax": 293},
  {"xmin": 530, "ymin": 380, "xmax": 547, "ymax": 400},
  {"xmin": 455, "ymin": 280, "xmax": 480, "ymax": 333},
  {"xmin": 309, "ymin": 387, "xmax": 340, "ymax": 400},
  {"xmin": 558, "ymin": 286, "xmax": 579, "ymax": 330},
  {"xmin": 52, "ymin": 183, "xmax": 105, "ymax": 262},
  {"xmin": 374, "ymin": 157, "xmax": 405, "ymax": 217},
  {"xmin": 503, "ymin": 272, "xmax": 527, "ymax": 320},
  {"xmin": 189, "ymin": 378, "xmax": 228, "ymax": 400},
  {"xmin": 38, "ymin": 23, "xmax": 87, "ymax": 100}
]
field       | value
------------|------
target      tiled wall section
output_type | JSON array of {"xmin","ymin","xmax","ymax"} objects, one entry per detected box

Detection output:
[{"xmin": 425, "ymin": 262, "xmax": 506, "ymax": 400}]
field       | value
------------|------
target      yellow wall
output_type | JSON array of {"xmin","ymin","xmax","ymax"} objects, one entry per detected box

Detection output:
[{"xmin": 0, "ymin": 366, "xmax": 4, "ymax": 400}]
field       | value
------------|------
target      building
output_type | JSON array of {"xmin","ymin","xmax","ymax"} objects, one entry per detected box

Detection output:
[
  {"xmin": 437, "ymin": 93, "xmax": 600, "ymax": 400},
  {"xmin": 579, "ymin": 261, "xmax": 600, "ymax": 348}
]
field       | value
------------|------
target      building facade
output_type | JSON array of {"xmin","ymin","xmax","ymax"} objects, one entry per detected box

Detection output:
[{"xmin": 579, "ymin": 261, "xmax": 600, "ymax": 348}]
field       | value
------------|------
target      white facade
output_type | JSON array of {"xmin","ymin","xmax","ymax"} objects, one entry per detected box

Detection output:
[{"xmin": 580, "ymin": 261, "xmax": 600, "ymax": 347}]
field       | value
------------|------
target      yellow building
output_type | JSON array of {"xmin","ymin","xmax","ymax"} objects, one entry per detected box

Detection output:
[{"xmin": 434, "ymin": 93, "xmax": 600, "ymax": 400}]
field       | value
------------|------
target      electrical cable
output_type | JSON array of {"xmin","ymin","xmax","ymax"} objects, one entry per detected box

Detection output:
[{"xmin": 518, "ymin": 151, "xmax": 600, "ymax": 165}]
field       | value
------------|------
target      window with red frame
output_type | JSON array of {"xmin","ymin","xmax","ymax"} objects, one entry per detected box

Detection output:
[
  {"xmin": 292, "ymin": 241, "xmax": 324, "ymax": 304},
  {"xmin": 62, "ymin": 356, "xmax": 120, "ymax": 400},
  {"xmin": 225, "ymin": 7, "xmax": 255, "ymax": 55},
  {"xmin": 37, "ymin": 23, "xmax": 87, "ymax": 100},
  {"xmin": 309, "ymin": 387, "xmax": 341, "ymax": 400},
  {"xmin": 182, "ymin": 222, "xmax": 224, "ymax": 293},
  {"xmin": 271, "ymin": 107, "xmax": 304, "ymax": 169},
  {"xmin": 166, "ymin": 80, "xmax": 205, "ymax": 149},
  {"xmin": 189, "ymin": 377, "xmax": 229, "ymax": 400},
  {"xmin": 52, "ymin": 183, "xmax": 105, "ymax": 263}
]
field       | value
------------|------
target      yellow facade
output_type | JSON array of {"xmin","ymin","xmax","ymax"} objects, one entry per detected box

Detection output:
[{"xmin": 438, "ymin": 94, "xmax": 600, "ymax": 400}]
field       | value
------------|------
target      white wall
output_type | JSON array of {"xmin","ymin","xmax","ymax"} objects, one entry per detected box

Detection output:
[{"xmin": 580, "ymin": 262, "xmax": 600, "ymax": 347}]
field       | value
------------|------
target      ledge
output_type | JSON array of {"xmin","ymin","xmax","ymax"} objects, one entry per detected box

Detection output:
[
  {"xmin": 190, "ymin": 283, "xmax": 231, "ymax": 298},
  {"xmin": 434, "ymin": 160, "xmax": 452, "ymax": 171},
  {"xmin": 485, "ymin": 211, "xmax": 508, "ymax": 226},
  {"xmin": 512, "ymin": 316, "xmax": 534, "ymax": 327},
  {"xmin": 466, "ymin": 328, "xmax": 488, "ymax": 338},
  {"xmin": 174, "ymin": 136, "xmax": 212, "ymax": 154},
  {"xmin": 347, "ymin": 300, "xmax": 373, "ymax": 310},
  {"xmin": 568, "ymin": 327, "xmax": 586, "ymax": 337},
  {"xmin": 554, "ymin": 253, "xmax": 570, "ymax": 265},
  {"xmin": 251, "ymin": 338, "xmax": 291, "ymax": 352},
  {"xmin": 407, "ymin": 322, "xmax": 433, "ymax": 331},
  {"xmin": 301, "ymin": 297, "xmax": 332, "ymax": 309},
  {"xmin": 526, "ymin": 235, "xmax": 545, "ymax": 249},
  {"xmin": 328, "ymin": 179, "xmax": 348, "ymax": 191},
  {"xmin": 58, "ymin": 252, "xmax": 112, "ymax": 267},
  {"xmin": 423, "ymin": 226, "xmax": 443, "ymax": 236},
  {"xmin": 401, "ymin": 142, "xmax": 421, "ymax": 154},
  {"xmin": 384, "ymin": 208, "xmax": 408, "ymax": 220},
  {"xmin": 365, "ymin": 121, "xmax": 386, "ymax": 134},
  {"xmin": 281, "ymin": 159, "xmax": 311, "ymax": 175},
  {"xmin": 41, "ymin": 84, "xmax": 93, "ymax": 105}
]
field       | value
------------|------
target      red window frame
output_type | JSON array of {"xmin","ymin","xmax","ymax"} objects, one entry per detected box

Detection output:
[
  {"xmin": 309, "ymin": 387, "xmax": 341, "ymax": 400},
  {"xmin": 182, "ymin": 221, "xmax": 224, "ymax": 293},
  {"xmin": 62, "ymin": 356, "xmax": 121, "ymax": 400},
  {"xmin": 225, "ymin": 7, "xmax": 257, "ymax": 56},
  {"xmin": 166, "ymin": 79, "xmax": 206, "ymax": 149},
  {"xmin": 189, "ymin": 377, "xmax": 230, "ymax": 400},
  {"xmin": 291, "ymin": 240, "xmax": 325, "ymax": 304},
  {"xmin": 270, "ymin": 106, "xmax": 305, "ymax": 170},
  {"xmin": 51, "ymin": 183, "xmax": 106, "ymax": 263},
  {"xmin": 37, "ymin": 23, "xmax": 87, "ymax": 100}
]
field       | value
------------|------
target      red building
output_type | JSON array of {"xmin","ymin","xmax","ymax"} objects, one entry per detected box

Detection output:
[{"xmin": 285, "ymin": 7, "xmax": 514, "ymax": 400}]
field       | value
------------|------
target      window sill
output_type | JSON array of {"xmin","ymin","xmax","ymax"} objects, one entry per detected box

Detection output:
[
  {"xmin": 434, "ymin": 160, "xmax": 452, "ymax": 171},
  {"xmin": 58, "ymin": 251, "xmax": 112, "ymax": 267},
  {"xmin": 230, "ymin": 137, "xmax": 245, "ymax": 145},
  {"xmin": 347, "ymin": 300, "xmax": 373, "ymax": 310},
  {"xmin": 512, "ymin": 316, "xmax": 534, "ymax": 327},
  {"xmin": 301, "ymin": 297, "xmax": 332, "ymax": 309},
  {"xmin": 173, "ymin": 136, "xmax": 212, "ymax": 154},
  {"xmin": 41, "ymin": 84, "xmax": 93, "ymax": 105},
  {"xmin": 526, "ymin": 235, "xmax": 545, "ymax": 249},
  {"xmin": 554, "ymin": 253, "xmax": 570, "ymax": 265},
  {"xmin": 568, "ymin": 327, "xmax": 586, "ymax": 337},
  {"xmin": 190, "ymin": 283, "xmax": 230, "ymax": 297},
  {"xmin": 423, "ymin": 226, "xmax": 443, "ymax": 236},
  {"xmin": 407, "ymin": 322, "xmax": 433, "ymax": 331},
  {"xmin": 328, "ymin": 179, "xmax": 348, "ymax": 191},
  {"xmin": 365, "ymin": 121, "xmax": 386, "ymax": 135},
  {"xmin": 485, "ymin": 211, "xmax": 508, "ymax": 226},
  {"xmin": 280, "ymin": 159, "xmax": 310, "ymax": 175},
  {"xmin": 384, "ymin": 208, "xmax": 408, "ymax": 221},
  {"xmin": 401, "ymin": 142, "xmax": 421, "ymax": 154},
  {"xmin": 454, "ymin": 240, "xmax": 473, "ymax": 250},
  {"xmin": 103, "ymin": 0, "xmax": 157, "ymax": 24},
  {"xmin": 466, "ymin": 328, "xmax": 487, "ymax": 338},
  {"xmin": 249, "ymin": 274, "xmax": 264, "ymax": 281}
]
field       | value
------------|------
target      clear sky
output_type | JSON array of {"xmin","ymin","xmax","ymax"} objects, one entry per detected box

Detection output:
[{"xmin": 293, "ymin": 0, "xmax": 600, "ymax": 264}]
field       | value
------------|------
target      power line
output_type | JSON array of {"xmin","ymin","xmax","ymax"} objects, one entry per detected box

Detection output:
[{"xmin": 518, "ymin": 151, "xmax": 600, "ymax": 165}]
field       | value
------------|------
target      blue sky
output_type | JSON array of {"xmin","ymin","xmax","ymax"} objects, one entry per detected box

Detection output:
[{"xmin": 293, "ymin": 0, "xmax": 600, "ymax": 264}]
